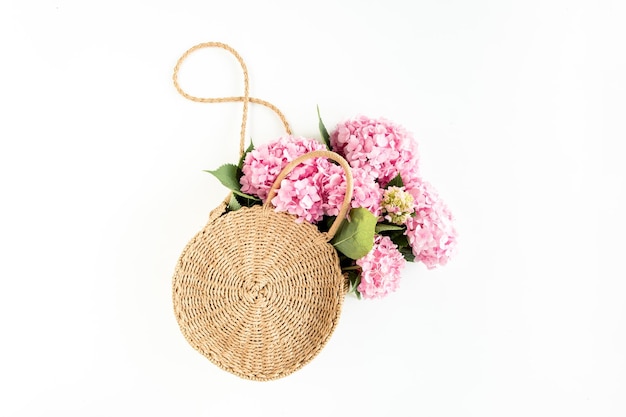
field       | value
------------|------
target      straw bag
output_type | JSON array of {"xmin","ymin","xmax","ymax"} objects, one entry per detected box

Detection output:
[
  {"xmin": 173, "ymin": 150, "xmax": 353, "ymax": 381},
  {"xmin": 171, "ymin": 43, "xmax": 354, "ymax": 380}
]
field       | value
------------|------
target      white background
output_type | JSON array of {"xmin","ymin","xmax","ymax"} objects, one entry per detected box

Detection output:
[{"xmin": 1, "ymin": 0, "xmax": 625, "ymax": 416}]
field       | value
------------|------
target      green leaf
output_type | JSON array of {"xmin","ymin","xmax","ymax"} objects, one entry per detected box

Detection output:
[
  {"xmin": 234, "ymin": 192, "xmax": 261, "ymax": 208},
  {"xmin": 317, "ymin": 105, "xmax": 331, "ymax": 149},
  {"xmin": 228, "ymin": 194, "xmax": 242, "ymax": 211},
  {"xmin": 386, "ymin": 173, "xmax": 404, "ymax": 188},
  {"xmin": 375, "ymin": 223, "xmax": 405, "ymax": 233},
  {"xmin": 389, "ymin": 231, "xmax": 409, "ymax": 247},
  {"xmin": 205, "ymin": 164, "xmax": 261, "ymax": 201},
  {"xmin": 232, "ymin": 189, "xmax": 261, "ymax": 200},
  {"xmin": 386, "ymin": 232, "xmax": 415, "ymax": 262},
  {"xmin": 344, "ymin": 269, "xmax": 362, "ymax": 299},
  {"xmin": 205, "ymin": 163, "xmax": 239, "ymax": 189},
  {"xmin": 238, "ymin": 140, "xmax": 254, "ymax": 169},
  {"xmin": 331, "ymin": 208, "xmax": 377, "ymax": 260},
  {"xmin": 399, "ymin": 246, "xmax": 416, "ymax": 262}
]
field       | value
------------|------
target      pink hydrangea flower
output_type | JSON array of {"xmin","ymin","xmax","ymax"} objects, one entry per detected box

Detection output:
[
  {"xmin": 272, "ymin": 175, "xmax": 325, "ymax": 223},
  {"xmin": 350, "ymin": 168, "xmax": 383, "ymax": 216},
  {"xmin": 330, "ymin": 116, "xmax": 419, "ymax": 187},
  {"xmin": 272, "ymin": 157, "xmax": 383, "ymax": 223},
  {"xmin": 405, "ymin": 179, "xmax": 457, "ymax": 269},
  {"xmin": 321, "ymin": 165, "xmax": 382, "ymax": 217},
  {"xmin": 357, "ymin": 235, "xmax": 406, "ymax": 299},
  {"xmin": 240, "ymin": 136, "xmax": 326, "ymax": 201},
  {"xmin": 319, "ymin": 162, "xmax": 345, "ymax": 216},
  {"xmin": 398, "ymin": 164, "xmax": 422, "ymax": 191}
]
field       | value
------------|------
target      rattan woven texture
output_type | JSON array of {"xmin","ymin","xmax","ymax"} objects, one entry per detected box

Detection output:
[
  {"xmin": 171, "ymin": 41, "xmax": 353, "ymax": 381},
  {"xmin": 173, "ymin": 203, "xmax": 344, "ymax": 381}
]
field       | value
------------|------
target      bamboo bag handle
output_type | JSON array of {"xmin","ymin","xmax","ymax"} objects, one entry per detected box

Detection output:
[{"xmin": 264, "ymin": 150, "xmax": 354, "ymax": 240}]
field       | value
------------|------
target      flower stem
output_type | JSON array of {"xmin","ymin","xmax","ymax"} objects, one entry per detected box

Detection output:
[{"xmin": 342, "ymin": 266, "xmax": 362, "ymax": 271}]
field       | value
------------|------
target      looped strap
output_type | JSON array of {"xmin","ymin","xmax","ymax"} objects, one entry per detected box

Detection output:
[{"xmin": 173, "ymin": 42, "xmax": 292, "ymax": 157}]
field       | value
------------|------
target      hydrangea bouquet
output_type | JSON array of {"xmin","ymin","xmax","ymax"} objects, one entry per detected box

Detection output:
[{"xmin": 208, "ymin": 110, "xmax": 457, "ymax": 299}]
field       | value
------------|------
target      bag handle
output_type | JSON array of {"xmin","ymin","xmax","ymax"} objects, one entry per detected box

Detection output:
[
  {"xmin": 264, "ymin": 150, "xmax": 354, "ymax": 240},
  {"xmin": 173, "ymin": 42, "xmax": 292, "ymax": 157}
]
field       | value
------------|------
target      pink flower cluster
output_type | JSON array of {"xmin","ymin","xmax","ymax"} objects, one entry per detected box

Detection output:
[
  {"xmin": 237, "ymin": 116, "xmax": 458, "ymax": 300},
  {"xmin": 330, "ymin": 115, "xmax": 420, "ymax": 187},
  {"xmin": 240, "ymin": 136, "xmax": 384, "ymax": 223},
  {"xmin": 240, "ymin": 136, "xmax": 326, "ymax": 201},
  {"xmin": 321, "ymin": 165, "xmax": 382, "ymax": 217},
  {"xmin": 329, "ymin": 115, "xmax": 458, "ymax": 275},
  {"xmin": 357, "ymin": 235, "xmax": 405, "ymax": 299},
  {"xmin": 405, "ymin": 179, "xmax": 457, "ymax": 269}
]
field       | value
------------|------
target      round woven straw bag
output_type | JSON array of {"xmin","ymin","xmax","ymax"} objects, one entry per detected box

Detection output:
[{"xmin": 172, "ymin": 150, "xmax": 354, "ymax": 381}]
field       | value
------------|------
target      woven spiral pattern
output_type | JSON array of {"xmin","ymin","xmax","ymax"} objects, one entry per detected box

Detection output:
[{"xmin": 172, "ymin": 204, "xmax": 345, "ymax": 381}]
